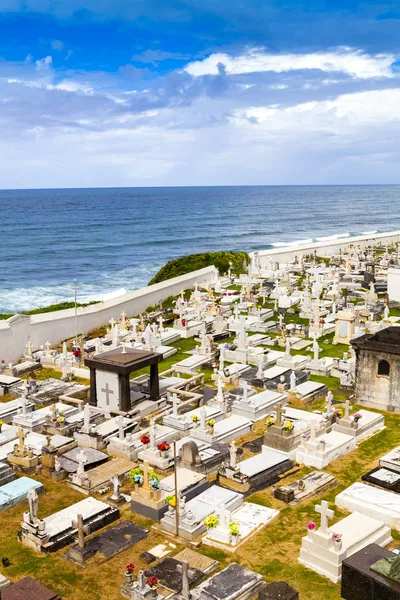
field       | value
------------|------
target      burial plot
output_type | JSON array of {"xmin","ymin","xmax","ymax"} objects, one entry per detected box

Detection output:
[
  {"xmin": 336, "ymin": 482, "xmax": 400, "ymax": 530},
  {"xmin": 362, "ymin": 466, "xmax": 400, "ymax": 493},
  {"xmin": 190, "ymin": 563, "xmax": 265, "ymax": 600},
  {"xmin": 1, "ymin": 576, "xmax": 61, "ymax": 600}
]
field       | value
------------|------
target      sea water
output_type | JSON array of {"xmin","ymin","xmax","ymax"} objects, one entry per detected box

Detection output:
[{"xmin": 1, "ymin": 185, "xmax": 399, "ymax": 313}]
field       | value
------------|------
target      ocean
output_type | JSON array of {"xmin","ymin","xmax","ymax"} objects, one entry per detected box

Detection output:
[{"xmin": 1, "ymin": 185, "xmax": 400, "ymax": 314}]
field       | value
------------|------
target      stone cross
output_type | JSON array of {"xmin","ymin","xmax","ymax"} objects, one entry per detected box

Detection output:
[
  {"xmin": 25, "ymin": 339, "xmax": 33, "ymax": 357},
  {"xmin": 27, "ymin": 487, "xmax": 39, "ymax": 524},
  {"xmin": 109, "ymin": 317, "xmax": 116, "ymax": 329},
  {"xmin": 257, "ymin": 354, "xmax": 264, "ymax": 379},
  {"xmin": 142, "ymin": 461, "xmax": 150, "ymax": 491},
  {"xmin": 310, "ymin": 419, "xmax": 317, "ymax": 442},
  {"xmin": 149, "ymin": 420, "xmax": 156, "ymax": 449},
  {"xmin": 101, "ymin": 382, "xmax": 114, "ymax": 406},
  {"xmin": 172, "ymin": 393, "xmax": 179, "ymax": 417},
  {"xmin": 199, "ymin": 406, "xmax": 207, "ymax": 430},
  {"xmin": 17, "ymin": 427, "xmax": 26, "ymax": 452},
  {"xmin": 120, "ymin": 312, "xmax": 127, "ymax": 329},
  {"xmin": 137, "ymin": 571, "xmax": 146, "ymax": 592},
  {"xmin": 326, "ymin": 391, "xmax": 333, "ymax": 416},
  {"xmin": 241, "ymin": 379, "xmax": 249, "ymax": 402},
  {"xmin": 275, "ymin": 403, "xmax": 283, "ymax": 427},
  {"xmin": 285, "ymin": 338, "xmax": 291, "ymax": 358},
  {"xmin": 20, "ymin": 394, "xmax": 27, "ymax": 416},
  {"xmin": 76, "ymin": 449, "xmax": 88, "ymax": 476},
  {"xmin": 159, "ymin": 316, "xmax": 164, "ymax": 334},
  {"xmin": 290, "ymin": 370, "xmax": 296, "ymax": 392},
  {"xmin": 180, "ymin": 560, "xmax": 190, "ymax": 600},
  {"xmin": 83, "ymin": 403, "xmax": 91, "ymax": 431},
  {"xmin": 315, "ymin": 500, "xmax": 334, "ymax": 535},
  {"xmin": 44, "ymin": 341, "xmax": 52, "ymax": 357},
  {"xmin": 229, "ymin": 441, "xmax": 237, "ymax": 468},
  {"xmin": 112, "ymin": 325, "xmax": 119, "ymax": 347},
  {"xmin": 75, "ymin": 513, "xmax": 85, "ymax": 549},
  {"xmin": 118, "ymin": 415, "xmax": 125, "ymax": 441},
  {"xmin": 313, "ymin": 335, "xmax": 320, "ymax": 362},
  {"xmin": 111, "ymin": 476, "xmax": 121, "ymax": 498},
  {"xmin": 51, "ymin": 403, "xmax": 58, "ymax": 421},
  {"xmin": 237, "ymin": 316, "xmax": 247, "ymax": 349},
  {"xmin": 219, "ymin": 347, "xmax": 225, "ymax": 372},
  {"xmin": 344, "ymin": 398, "xmax": 351, "ymax": 419}
]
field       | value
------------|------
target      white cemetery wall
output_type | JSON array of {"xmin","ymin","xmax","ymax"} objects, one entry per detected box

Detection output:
[
  {"xmin": 251, "ymin": 230, "xmax": 400, "ymax": 266},
  {"xmin": 388, "ymin": 267, "xmax": 400, "ymax": 302},
  {"xmin": 0, "ymin": 266, "xmax": 218, "ymax": 364}
]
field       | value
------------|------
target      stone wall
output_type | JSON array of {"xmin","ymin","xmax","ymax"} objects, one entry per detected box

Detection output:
[
  {"xmin": 251, "ymin": 230, "xmax": 400, "ymax": 266},
  {"xmin": 0, "ymin": 266, "xmax": 217, "ymax": 365},
  {"xmin": 354, "ymin": 348, "xmax": 400, "ymax": 412}
]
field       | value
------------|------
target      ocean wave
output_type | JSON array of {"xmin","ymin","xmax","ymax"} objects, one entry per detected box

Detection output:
[{"xmin": 315, "ymin": 232, "xmax": 351, "ymax": 242}]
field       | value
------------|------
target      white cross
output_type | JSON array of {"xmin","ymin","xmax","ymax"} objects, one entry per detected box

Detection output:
[
  {"xmin": 101, "ymin": 383, "xmax": 114, "ymax": 406},
  {"xmin": 109, "ymin": 317, "xmax": 116, "ymax": 329},
  {"xmin": 315, "ymin": 500, "xmax": 334, "ymax": 534},
  {"xmin": 25, "ymin": 339, "xmax": 33, "ymax": 356}
]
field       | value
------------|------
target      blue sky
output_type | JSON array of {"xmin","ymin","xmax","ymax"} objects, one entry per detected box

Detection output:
[{"xmin": 1, "ymin": 1, "xmax": 400, "ymax": 187}]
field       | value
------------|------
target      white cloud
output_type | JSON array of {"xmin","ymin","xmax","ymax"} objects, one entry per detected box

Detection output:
[
  {"xmin": 35, "ymin": 55, "xmax": 52, "ymax": 69},
  {"xmin": 185, "ymin": 47, "xmax": 395, "ymax": 80},
  {"xmin": 51, "ymin": 39, "xmax": 64, "ymax": 51}
]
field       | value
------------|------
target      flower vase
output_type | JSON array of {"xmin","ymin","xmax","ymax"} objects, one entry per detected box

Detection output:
[
  {"xmin": 168, "ymin": 504, "xmax": 175, "ymax": 513},
  {"xmin": 207, "ymin": 426, "xmax": 214, "ymax": 434},
  {"xmin": 333, "ymin": 539, "xmax": 342, "ymax": 551},
  {"xmin": 307, "ymin": 529, "xmax": 314, "ymax": 540},
  {"xmin": 161, "ymin": 451, "xmax": 168, "ymax": 458},
  {"xmin": 125, "ymin": 572, "xmax": 133, "ymax": 584}
]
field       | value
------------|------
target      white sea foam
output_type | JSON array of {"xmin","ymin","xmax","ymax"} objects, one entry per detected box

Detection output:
[
  {"xmin": 315, "ymin": 232, "xmax": 351, "ymax": 242},
  {"xmin": 271, "ymin": 238, "xmax": 314, "ymax": 248}
]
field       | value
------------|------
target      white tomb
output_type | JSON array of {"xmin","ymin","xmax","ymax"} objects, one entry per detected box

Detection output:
[
  {"xmin": 335, "ymin": 482, "xmax": 400, "ymax": 530},
  {"xmin": 190, "ymin": 414, "xmax": 252, "ymax": 445},
  {"xmin": 380, "ymin": 445, "xmax": 400, "ymax": 473},
  {"xmin": 296, "ymin": 428, "xmax": 355, "ymax": 469},
  {"xmin": 299, "ymin": 501, "xmax": 391, "ymax": 583},
  {"xmin": 231, "ymin": 388, "xmax": 287, "ymax": 422}
]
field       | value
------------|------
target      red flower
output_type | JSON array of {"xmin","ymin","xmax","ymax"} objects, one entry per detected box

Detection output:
[
  {"xmin": 140, "ymin": 434, "xmax": 150, "ymax": 445},
  {"xmin": 146, "ymin": 576, "xmax": 159, "ymax": 588},
  {"xmin": 126, "ymin": 563, "xmax": 135, "ymax": 573},
  {"xmin": 157, "ymin": 441, "xmax": 170, "ymax": 452}
]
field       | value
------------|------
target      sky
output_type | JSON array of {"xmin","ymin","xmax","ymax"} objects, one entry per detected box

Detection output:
[{"xmin": 1, "ymin": 1, "xmax": 400, "ymax": 187}]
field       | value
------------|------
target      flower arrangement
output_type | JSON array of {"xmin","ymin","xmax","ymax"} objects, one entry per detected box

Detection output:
[
  {"xmin": 191, "ymin": 415, "xmax": 200, "ymax": 423},
  {"xmin": 157, "ymin": 441, "xmax": 170, "ymax": 452},
  {"xmin": 307, "ymin": 521, "xmax": 317, "ymax": 531},
  {"xmin": 332, "ymin": 532, "xmax": 342, "ymax": 543},
  {"xmin": 130, "ymin": 467, "xmax": 144, "ymax": 485},
  {"xmin": 149, "ymin": 471, "xmax": 160, "ymax": 489},
  {"xmin": 353, "ymin": 412, "xmax": 362, "ymax": 423},
  {"xmin": 206, "ymin": 419, "xmax": 215, "ymax": 428},
  {"xmin": 166, "ymin": 495, "xmax": 176, "ymax": 507},
  {"xmin": 334, "ymin": 408, "xmax": 343, "ymax": 418},
  {"xmin": 229, "ymin": 521, "xmax": 240, "ymax": 537},
  {"xmin": 266, "ymin": 416, "xmax": 275, "ymax": 427},
  {"xmin": 57, "ymin": 416, "xmax": 65, "ymax": 424},
  {"xmin": 125, "ymin": 562, "xmax": 135, "ymax": 574},
  {"xmin": 281, "ymin": 421, "xmax": 294, "ymax": 432},
  {"xmin": 146, "ymin": 576, "xmax": 159, "ymax": 589},
  {"xmin": 140, "ymin": 434, "xmax": 150, "ymax": 445},
  {"xmin": 203, "ymin": 514, "xmax": 219, "ymax": 529}
]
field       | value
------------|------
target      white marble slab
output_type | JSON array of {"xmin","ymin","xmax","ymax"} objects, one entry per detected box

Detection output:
[
  {"xmin": 43, "ymin": 497, "xmax": 111, "ymax": 538},
  {"xmin": 336, "ymin": 482, "xmax": 400, "ymax": 529}
]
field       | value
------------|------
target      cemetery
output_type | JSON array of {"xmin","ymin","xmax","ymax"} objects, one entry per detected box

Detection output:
[{"xmin": 2, "ymin": 236, "xmax": 400, "ymax": 599}]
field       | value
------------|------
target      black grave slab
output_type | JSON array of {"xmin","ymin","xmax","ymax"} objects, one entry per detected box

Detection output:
[
  {"xmin": 71, "ymin": 520, "xmax": 148, "ymax": 561},
  {"xmin": 341, "ymin": 543, "xmax": 400, "ymax": 600},
  {"xmin": 362, "ymin": 466, "xmax": 400, "ymax": 493},
  {"xmin": 191, "ymin": 562, "xmax": 265, "ymax": 600},
  {"xmin": 145, "ymin": 557, "xmax": 203, "ymax": 593},
  {"xmin": 265, "ymin": 370, "xmax": 308, "ymax": 391},
  {"xmin": 58, "ymin": 447, "xmax": 109, "ymax": 473},
  {"xmin": 202, "ymin": 387, "xmax": 218, "ymax": 404},
  {"xmin": 259, "ymin": 581, "xmax": 299, "ymax": 600},
  {"xmin": 241, "ymin": 436, "xmax": 264, "ymax": 454}
]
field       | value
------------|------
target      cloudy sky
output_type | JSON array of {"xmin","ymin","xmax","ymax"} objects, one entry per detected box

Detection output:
[{"xmin": 1, "ymin": 1, "xmax": 400, "ymax": 188}]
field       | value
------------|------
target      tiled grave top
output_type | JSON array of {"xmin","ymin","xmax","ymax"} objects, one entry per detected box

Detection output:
[
  {"xmin": 43, "ymin": 497, "xmax": 111, "ymax": 538},
  {"xmin": 238, "ymin": 449, "xmax": 289, "ymax": 477}
]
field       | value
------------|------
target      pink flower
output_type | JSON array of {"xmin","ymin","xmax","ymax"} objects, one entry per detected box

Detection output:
[{"xmin": 307, "ymin": 521, "xmax": 317, "ymax": 531}]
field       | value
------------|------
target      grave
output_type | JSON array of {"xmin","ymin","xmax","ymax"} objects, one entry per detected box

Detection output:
[
  {"xmin": 19, "ymin": 492, "xmax": 120, "ymax": 553},
  {"xmin": 0, "ymin": 461, "xmax": 16, "ymax": 486},
  {"xmin": 341, "ymin": 543, "xmax": 400, "ymax": 600},
  {"xmin": 273, "ymin": 470, "xmax": 336, "ymax": 505},
  {"xmin": 288, "ymin": 380, "xmax": 328, "ymax": 406},
  {"xmin": 379, "ymin": 445, "xmax": 400, "ymax": 473},
  {"xmin": 0, "ymin": 424, "xmax": 18, "ymax": 447},
  {"xmin": 0, "ymin": 397, "xmax": 35, "ymax": 424},
  {"xmin": 174, "ymin": 354, "xmax": 211, "ymax": 374},
  {"xmin": 0, "ymin": 477, "xmax": 43, "ymax": 512},
  {"xmin": 0, "ymin": 374, "xmax": 21, "ymax": 396},
  {"xmin": 296, "ymin": 427, "xmax": 355, "ymax": 468},
  {"xmin": 68, "ymin": 452, "xmax": 132, "ymax": 495},
  {"xmin": 108, "ymin": 421, "xmax": 179, "ymax": 462},
  {"xmin": 362, "ymin": 466, "xmax": 400, "ymax": 493},
  {"xmin": 66, "ymin": 520, "xmax": 148, "ymax": 566},
  {"xmin": 259, "ymin": 582, "xmax": 299, "ymax": 600},
  {"xmin": 163, "ymin": 398, "xmax": 224, "ymax": 433},
  {"xmin": 85, "ymin": 347, "xmax": 162, "ymax": 411},
  {"xmin": 17, "ymin": 378, "xmax": 85, "ymax": 406},
  {"xmin": 131, "ymin": 463, "xmax": 209, "ymax": 521},
  {"xmin": 144, "ymin": 557, "xmax": 203, "ymax": 594},
  {"xmin": 276, "ymin": 341, "xmax": 309, "ymax": 370},
  {"xmin": 298, "ymin": 500, "xmax": 391, "ymax": 583},
  {"xmin": 190, "ymin": 563, "xmax": 265, "ymax": 600},
  {"xmin": 174, "ymin": 548, "xmax": 219, "ymax": 574},
  {"xmin": 58, "ymin": 446, "xmax": 109, "ymax": 473},
  {"xmin": 160, "ymin": 485, "xmax": 243, "ymax": 540},
  {"xmin": 74, "ymin": 414, "xmax": 138, "ymax": 450},
  {"xmin": 218, "ymin": 444, "xmax": 293, "ymax": 495},
  {"xmin": 12, "ymin": 401, "xmax": 79, "ymax": 432},
  {"xmin": 1, "ymin": 576, "xmax": 61, "ymax": 600},
  {"xmin": 203, "ymin": 502, "xmax": 279, "ymax": 552},
  {"xmin": 190, "ymin": 410, "xmax": 252, "ymax": 445},
  {"xmin": 332, "ymin": 404, "xmax": 385, "ymax": 441},
  {"xmin": 336, "ymin": 482, "xmax": 400, "ymax": 530},
  {"xmin": 231, "ymin": 386, "xmax": 287, "ymax": 423},
  {"xmin": 179, "ymin": 440, "xmax": 232, "ymax": 475},
  {"xmin": 11, "ymin": 361, "xmax": 41, "ymax": 378}
]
